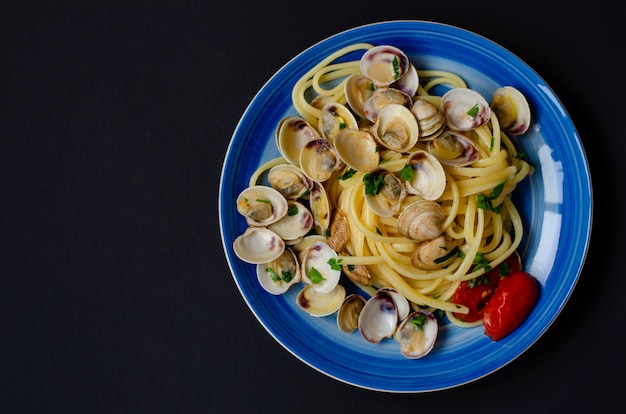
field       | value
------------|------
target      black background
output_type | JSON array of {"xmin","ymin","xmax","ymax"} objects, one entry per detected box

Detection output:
[{"xmin": 3, "ymin": 1, "xmax": 624, "ymax": 412}]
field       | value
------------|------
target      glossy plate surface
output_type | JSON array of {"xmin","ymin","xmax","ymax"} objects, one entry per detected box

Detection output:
[{"xmin": 219, "ymin": 21, "xmax": 592, "ymax": 392}]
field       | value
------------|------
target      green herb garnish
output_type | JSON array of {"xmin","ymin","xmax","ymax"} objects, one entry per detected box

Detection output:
[
  {"xmin": 339, "ymin": 122, "xmax": 347, "ymax": 129},
  {"xmin": 467, "ymin": 104, "xmax": 480, "ymax": 117},
  {"xmin": 287, "ymin": 204, "xmax": 298, "ymax": 216},
  {"xmin": 392, "ymin": 56, "xmax": 400, "ymax": 80},
  {"xmin": 327, "ymin": 258, "xmax": 342, "ymax": 271},
  {"xmin": 265, "ymin": 267, "xmax": 281, "ymax": 282},
  {"xmin": 363, "ymin": 173, "xmax": 385, "ymax": 196},
  {"xmin": 308, "ymin": 267, "xmax": 325, "ymax": 284},
  {"xmin": 398, "ymin": 164, "xmax": 414, "ymax": 182},
  {"xmin": 472, "ymin": 253, "xmax": 492, "ymax": 274},
  {"xmin": 337, "ymin": 168, "xmax": 356, "ymax": 180},
  {"xmin": 256, "ymin": 198, "xmax": 271, "ymax": 204},
  {"xmin": 411, "ymin": 313, "xmax": 427, "ymax": 330}
]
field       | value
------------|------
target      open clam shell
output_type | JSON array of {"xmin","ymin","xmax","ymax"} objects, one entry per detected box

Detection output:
[
  {"xmin": 394, "ymin": 310, "xmax": 438, "ymax": 359},
  {"xmin": 256, "ymin": 248, "xmax": 301, "ymax": 295},
  {"xmin": 233, "ymin": 227, "xmax": 285, "ymax": 264},
  {"xmin": 440, "ymin": 88, "xmax": 491, "ymax": 131},
  {"xmin": 360, "ymin": 45, "xmax": 410, "ymax": 87}
]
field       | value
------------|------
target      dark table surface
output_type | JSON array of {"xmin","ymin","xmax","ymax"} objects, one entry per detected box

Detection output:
[{"xmin": 3, "ymin": 1, "xmax": 624, "ymax": 412}]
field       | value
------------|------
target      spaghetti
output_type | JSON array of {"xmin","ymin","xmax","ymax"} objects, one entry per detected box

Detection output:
[{"xmin": 253, "ymin": 43, "xmax": 532, "ymax": 325}]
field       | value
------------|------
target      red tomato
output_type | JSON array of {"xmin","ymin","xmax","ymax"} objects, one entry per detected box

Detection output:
[
  {"xmin": 452, "ymin": 253, "xmax": 521, "ymax": 322},
  {"xmin": 482, "ymin": 271, "xmax": 539, "ymax": 341}
]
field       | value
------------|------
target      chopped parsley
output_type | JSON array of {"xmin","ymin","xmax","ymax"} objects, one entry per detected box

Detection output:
[
  {"xmin": 498, "ymin": 260, "xmax": 511, "ymax": 277},
  {"xmin": 287, "ymin": 204, "xmax": 298, "ymax": 216},
  {"xmin": 398, "ymin": 164, "xmax": 414, "ymax": 182},
  {"xmin": 327, "ymin": 258, "xmax": 342, "ymax": 271},
  {"xmin": 375, "ymin": 226, "xmax": 382, "ymax": 235},
  {"xmin": 255, "ymin": 198, "xmax": 271, "ymax": 204},
  {"xmin": 472, "ymin": 253, "xmax": 492, "ymax": 274},
  {"xmin": 467, "ymin": 104, "xmax": 480, "ymax": 117},
  {"xmin": 337, "ymin": 168, "xmax": 356, "ymax": 180},
  {"xmin": 339, "ymin": 122, "xmax": 347, "ymax": 129},
  {"xmin": 369, "ymin": 83, "xmax": 375, "ymax": 91},
  {"xmin": 411, "ymin": 313, "xmax": 427, "ymax": 330},
  {"xmin": 467, "ymin": 274, "xmax": 490, "ymax": 288},
  {"xmin": 308, "ymin": 267, "xmax": 325, "ymax": 284},
  {"xmin": 512, "ymin": 152, "xmax": 526, "ymax": 159},
  {"xmin": 363, "ymin": 173, "xmax": 385, "ymax": 196},
  {"xmin": 392, "ymin": 56, "xmax": 401, "ymax": 80},
  {"xmin": 265, "ymin": 267, "xmax": 293, "ymax": 284},
  {"xmin": 477, "ymin": 182, "xmax": 506, "ymax": 213}
]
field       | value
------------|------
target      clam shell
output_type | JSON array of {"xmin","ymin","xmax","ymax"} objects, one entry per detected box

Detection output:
[
  {"xmin": 363, "ymin": 169, "xmax": 406, "ymax": 218},
  {"xmin": 276, "ymin": 116, "xmax": 321, "ymax": 167},
  {"xmin": 403, "ymin": 151, "xmax": 446, "ymax": 200},
  {"xmin": 267, "ymin": 164, "xmax": 313, "ymax": 200},
  {"xmin": 337, "ymin": 294, "xmax": 366, "ymax": 333},
  {"xmin": 440, "ymin": 88, "xmax": 491, "ymax": 131},
  {"xmin": 491, "ymin": 86, "xmax": 531, "ymax": 135},
  {"xmin": 299, "ymin": 138, "xmax": 340, "ymax": 183},
  {"xmin": 334, "ymin": 128, "xmax": 380, "ymax": 172},
  {"xmin": 256, "ymin": 248, "xmax": 301, "ymax": 295},
  {"xmin": 428, "ymin": 130, "xmax": 479, "ymax": 166},
  {"xmin": 300, "ymin": 241, "xmax": 341, "ymax": 294},
  {"xmin": 394, "ymin": 310, "xmax": 438, "ymax": 359},
  {"xmin": 268, "ymin": 200, "xmax": 314, "ymax": 242},
  {"xmin": 233, "ymin": 227, "xmax": 285, "ymax": 264},
  {"xmin": 236, "ymin": 185, "xmax": 288, "ymax": 226},
  {"xmin": 318, "ymin": 103, "xmax": 358, "ymax": 144},
  {"xmin": 397, "ymin": 200, "xmax": 446, "ymax": 242},
  {"xmin": 360, "ymin": 45, "xmax": 410, "ymax": 87},
  {"xmin": 344, "ymin": 73, "xmax": 376, "ymax": 119},
  {"xmin": 297, "ymin": 284, "xmax": 346, "ymax": 317},
  {"xmin": 363, "ymin": 87, "xmax": 412, "ymax": 123},
  {"xmin": 372, "ymin": 103, "xmax": 419, "ymax": 153}
]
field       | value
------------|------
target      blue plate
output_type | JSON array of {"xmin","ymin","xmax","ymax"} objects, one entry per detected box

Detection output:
[{"xmin": 219, "ymin": 21, "xmax": 592, "ymax": 392}]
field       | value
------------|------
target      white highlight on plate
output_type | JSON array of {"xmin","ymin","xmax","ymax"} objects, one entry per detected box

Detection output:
[
  {"xmin": 539, "ymin": 145, "xmax": 564, "ymax": 204},
  {"xmin": 526, "ymin": 144, "xmax": 564, "ymax": 283},
  {"xmin": 527, "ymin": 211, "xmax": 561, "ymax": 283},
  {"xmin": 538, "ymin": 84, "xmax": 567, "ymax": 118}
]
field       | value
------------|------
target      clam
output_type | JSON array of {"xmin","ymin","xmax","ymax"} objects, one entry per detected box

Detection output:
[
  {"xmin": 394, "ymin": 310, "xmax": 438, "ymax": 359},
  {"xmin": 402, "ymin": 151, "xmax": 446, "ymax": 200},
  {"xmin": 362, "ymin": 87, "xmax": 413, "ymax": 123},
  {"xmin": 233, "ymin": 227, "xmax": 285, "ymax": 264},
  {"xmin": 337, "ymin": 294, "xmax": 367, "ymax": 333},
  {"xmin": 358, "ymin": 287, "xmax": 410, "ymax": 343},
  {"xmin": 308, "ymin": 181, "xmax": 331, "ymax": 236},
  {"xmin": 256, "ymin": 248, "xmax": 301, "ymax": 295},
  {"xmin": 360, "ymin": 45, "xmax": 410, "ymax": 87},
  {"xmin": 341, "ymin": 261, "xmax": 372, "ymax": 286},
  {"xmin": 328, "ymin": 209, "xmax": 349, "ymax": 252},
  {"xmin": 276, "ymin": 116, "xmax": 321, "ymax": 167},
  {"xmin": 490, "ymin": 86, "xmax": 531, "ymax": 135},
  {"xmin": 440, "ymin": 88, "xmax": 491, "ymax": 131},
  {"xmin": 318, "ymin": 103, "xmax": 358, "ymax": 144},
  {"xmin": 299, "ymin": 138, "xmax": 340, "ymax": 182},
  {"xmin": 411, "ymin": 235, "xmax": 458, "ymax": 270},
  {"xmin": 411, "ymin": 98, "xmax": 446, "ymax": 141},
  {"xmin": 363, "ymin": 169, "xmax": 406, "ymax": 218},
  {"xmin": 268, "ymin": 200, "xmax": 314, "ymax": 243},
  {"xmin": 267, "ymin": 164, "xmax": 313, "ymax": 200},
  {"xmin": 397, "ymin": 200, "xmax": 446, "ymax": 242},
  {"xmin": 428, "ymin": 130, "xmax": 480, "ymax": 166},
  {"xmin": 372, "ymin": 103, "xmax": 419, "ymax": 153},
  {"xmin": 334, "ymin": 128, "xmax": 380, "ymax": 172},
  {"xmin": 236, "ymin": 185, "xmax": 289, "ymax": 226},
  {"xmin": 297, "ymin": 284, "xmax": 346, "ymax": 317},
  {"xmin": 344, "ymin": 73, "xmax": 376, "ymax": 119},
  {"xmin": 391, "ymin": 63, "xmax": 419, "ymax": 98},
  {"xmin": 300, "ymin": 241, "xmax": 342, "ymax": 294}
]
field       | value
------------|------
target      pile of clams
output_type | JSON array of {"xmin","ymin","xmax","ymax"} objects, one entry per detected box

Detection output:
[{"xmin": 232, "ymin": 44, "xmax": 532, "ymax": 359}]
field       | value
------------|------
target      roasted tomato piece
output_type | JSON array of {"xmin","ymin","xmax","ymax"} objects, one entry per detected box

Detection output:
[
  {"xmin": 452, "ymin": 253, "xmax": 522, "ymax": 322},
  {"xmin": 482, "ymin": 271, "xmax": 540, "ymax": 341}
]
